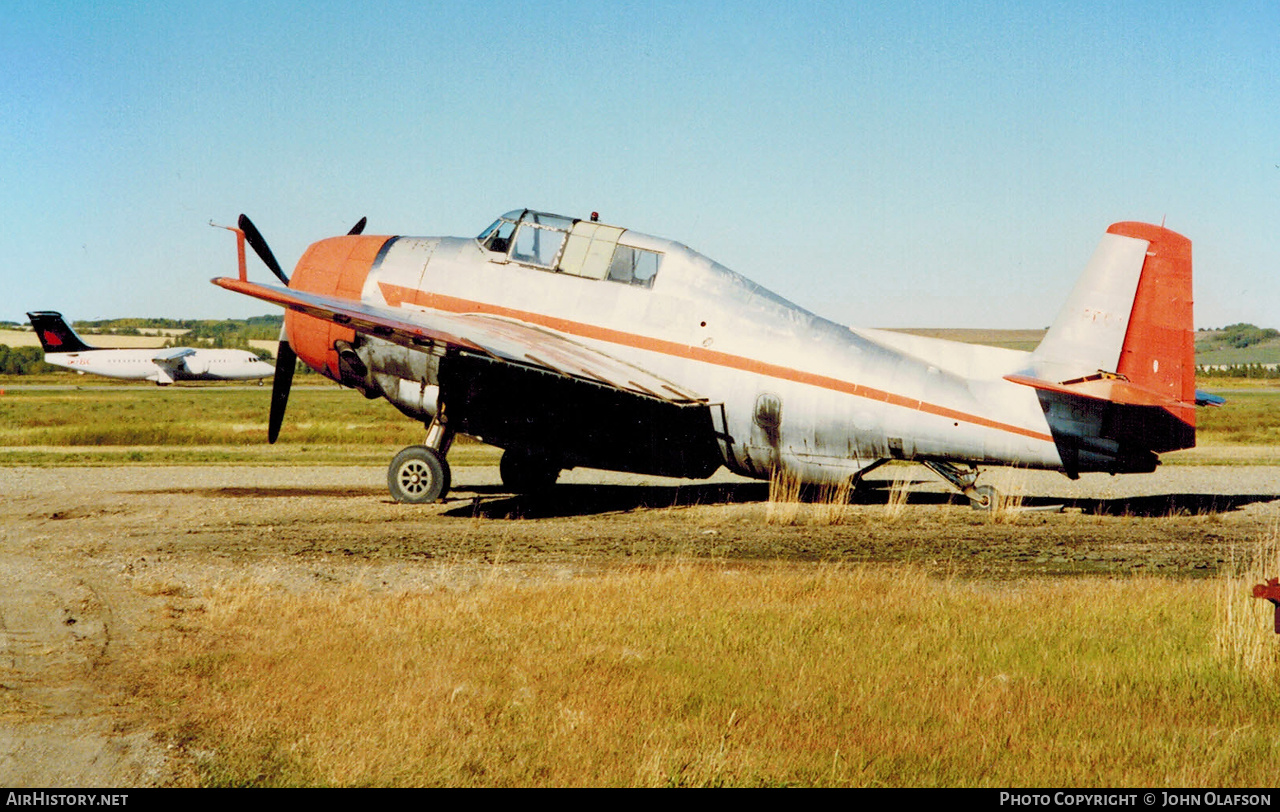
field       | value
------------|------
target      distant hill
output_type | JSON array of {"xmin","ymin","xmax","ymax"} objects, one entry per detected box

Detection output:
[
  {"xmin": 888, "ymin": 328, "xmax": 1045, "ymax": 353},
  {"xmin": 895, "ymin": 326, "xmax": 1280, "ymax": 370},
  {"xmin": 5, "ymin": 319, "xmax": 1277, "ymax": 376},
  {"xmin": 72, "ymin": 315, "xmax": 283, "ymax": 343},
  {"xmin": 1193, "ymin": 324, "xmax": 1280, "ymax": 367}
]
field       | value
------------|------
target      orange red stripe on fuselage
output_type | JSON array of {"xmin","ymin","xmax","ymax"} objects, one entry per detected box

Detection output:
[{"xmin": 376, "ymin": 282, "xmax": 1055, "ymax": 445}]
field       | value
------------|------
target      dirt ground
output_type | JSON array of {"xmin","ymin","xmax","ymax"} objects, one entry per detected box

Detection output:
[{"xmin": 2, "ymin": 462, "xmax": 1278, "ymax": 786}]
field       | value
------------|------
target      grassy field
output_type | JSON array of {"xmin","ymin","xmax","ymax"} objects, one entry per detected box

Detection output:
[
  {"xmin": 138, "ymin": 553, "xmax": 1280, "ymax": 787},
  {"xmin": 1, "ymin": 376, "xmax": 1277, "ymax": 466},
  {"xmin": 0, "ymin": 382, "xmax": 496, "ymax": 465}
]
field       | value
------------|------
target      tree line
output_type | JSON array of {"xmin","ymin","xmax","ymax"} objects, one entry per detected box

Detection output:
[{"xmin": 0, "ymin": 345, "xmax": 51, "ymax": 375}]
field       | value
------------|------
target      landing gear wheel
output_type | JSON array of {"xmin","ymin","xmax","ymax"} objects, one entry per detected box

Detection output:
[
  {"xmin": 969, "ymin": 484, "xmax": 998, "ymax": 511},
  {"xmin": 388, "ymin": 445, "xmax": 450, "ymax": 503},
  {"xmin": 499, "ymin": 449, "xmax": 560, "ymax": 493}
]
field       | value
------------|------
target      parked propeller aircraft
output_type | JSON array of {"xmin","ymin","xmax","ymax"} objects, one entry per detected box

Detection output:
[
  {"xmin": 212, "ymin": 208, "xmax": 1209, "ymax": 507},
  {"xmin": 26, "ymin": 311, "xmax": 274, "ymax": 385}
]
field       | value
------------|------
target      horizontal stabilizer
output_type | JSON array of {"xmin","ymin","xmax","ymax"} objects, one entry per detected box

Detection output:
[
  {"xmin": 1195, "ymin": 390, "xmax": 1226, "ymax": 407},
  {"xmin": 1004, "ymin": 372, "xmax": 1191, "ymax": 410}
]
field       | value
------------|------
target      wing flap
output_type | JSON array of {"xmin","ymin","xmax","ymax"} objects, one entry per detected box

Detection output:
[{"xmin": 212, "ymin": 277, "xmax": 704, "ymax": 404}]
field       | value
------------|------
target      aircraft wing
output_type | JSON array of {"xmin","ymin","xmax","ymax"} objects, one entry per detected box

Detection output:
[
  {"xmin": 212, "ymin": 277, "xmax": 704, "ymax": 404},
  {"xmin": 153, "ymin": 347, "xmax": 196, "ymax": 364}
]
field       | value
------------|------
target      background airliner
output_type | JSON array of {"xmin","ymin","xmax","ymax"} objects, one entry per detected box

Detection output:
[{"xmin": 26, "ymin": 311, "xmax": 274, "ymax": 385}]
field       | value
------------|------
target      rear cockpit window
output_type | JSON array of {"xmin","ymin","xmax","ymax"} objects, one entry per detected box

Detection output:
[{"xmin": 607, "ymin": 245, "xmax": 661, "ymax": 288}]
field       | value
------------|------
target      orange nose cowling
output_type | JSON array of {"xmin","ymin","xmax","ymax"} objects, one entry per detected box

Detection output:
[{"xmin": 285, "ymin": 235, "xmax": 390, "ymax": 380}]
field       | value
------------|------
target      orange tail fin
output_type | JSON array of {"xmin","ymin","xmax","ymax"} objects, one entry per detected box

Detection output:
[{"xmin": 1109, "ymin": 222, "xmax": 1195, "ymax": 427}]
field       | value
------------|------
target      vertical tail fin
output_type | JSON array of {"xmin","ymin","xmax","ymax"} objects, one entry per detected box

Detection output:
[
  {"xmin": 1004, "ymin": 222, "xmax": 1197, "ymax": 471},
  {"xmin": 25, "ymin": 311, "xmax": 97, "ymax": 354},
  {"xmin": 1026, "ymin": 222, "xmax": 1194, "ymax": 414},
  {"xmin": 1109, "ymin": 222, "xmax": 1195, "ymax": 421}
]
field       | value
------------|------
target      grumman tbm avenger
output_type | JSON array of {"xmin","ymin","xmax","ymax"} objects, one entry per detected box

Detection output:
[{"xmin": 212, "ymin": 208, "xmax": 1212, "ymax": 507}]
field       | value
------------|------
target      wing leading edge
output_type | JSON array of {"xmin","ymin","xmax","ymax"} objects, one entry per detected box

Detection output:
[{"xmin": 210, "ymin": 277, "xmax": 705, "ymax": 405}]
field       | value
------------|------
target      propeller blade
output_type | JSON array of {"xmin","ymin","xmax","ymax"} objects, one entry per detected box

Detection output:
[
  {"xmin": 348, "ymin": 216, "xmax": 367, "ymax": 236},
  {"xmin": 238, "ymin": 214, "xmax": 290, "ymax": 285},
  {"xmin": 268, "ymin": 337, "xmax": 296, "ymax": 444}
]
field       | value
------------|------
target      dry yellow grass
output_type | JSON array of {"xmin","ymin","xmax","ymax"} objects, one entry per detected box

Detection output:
[
  {"xmin": 1216, "ymin": 525, "xmax": 1280, "ymax": 679},
  {"xmin": 765, "ymin": 468, "xmax": 852, "ymax": 526},
  {"xmin": 883, "ymin": 470, "xmax": 912, "ymax": 522},
  {"xmin": 988, "ymin": 469, "xmax": 1028, "ymax": 524},
  {"xmin": 132, "ymin": 561, "xmax": 1280, "ymax": 787},
  {"xmin": 810, "ymin": 477, "xmax": 853, "ymax": 526},
  {"xmin": 765, "ymin": 466, "xmax": 803, "ymax": 525}
]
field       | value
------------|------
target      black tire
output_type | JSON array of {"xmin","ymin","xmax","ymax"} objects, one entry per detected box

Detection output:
[
  {"xmin": 499, "ymin": 449, "xmax": 560, "ymax": 493},
  {"xmin": 388, "ymin": 445, "xmax": 450, "ymax": 503}
]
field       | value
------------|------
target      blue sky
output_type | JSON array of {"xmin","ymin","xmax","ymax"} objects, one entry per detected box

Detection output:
[{"xmin": 3, "ymin": 0, "xmax": 1277, "ymax": 328}]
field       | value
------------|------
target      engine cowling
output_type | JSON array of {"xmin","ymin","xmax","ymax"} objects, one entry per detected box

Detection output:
[{"xmin": 285, "ymin": 235, "xmax": 391, "ymax": 380}]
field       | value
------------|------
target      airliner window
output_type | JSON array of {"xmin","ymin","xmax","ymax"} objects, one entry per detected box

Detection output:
[{"xmin": 607, "ymin": 246, "xmax": 662, "ymax": 288}]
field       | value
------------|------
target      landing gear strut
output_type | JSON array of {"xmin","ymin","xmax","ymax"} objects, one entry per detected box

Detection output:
[
  {"xmin": 387, "ymin": 411, "xmax": 454, "ymax": 503},
  {"xmin": 849, "ymin": 458, "xmax": 890, "ymax": 493},
  {"xmin": 922, "ymin": 461, "xmax": 999, "ymax": 510}
]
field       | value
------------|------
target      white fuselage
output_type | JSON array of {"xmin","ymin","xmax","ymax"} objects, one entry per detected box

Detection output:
[
  {"xmin": 362, "ymin": 234, "xmax": 1063, "ymax": 481},
  {"xmin": 45, "ymin": 348, "xmax": 274, "ymax": 385}
]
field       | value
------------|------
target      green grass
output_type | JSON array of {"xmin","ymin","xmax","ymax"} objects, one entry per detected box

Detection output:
[
  {"xmin": 0, "ymin": 385, "xmax": 418, "ymax": 446},
  {"xmin": 2, "ymin": 378, "xmax": 1276, "ymax": 467},
  {"xmin": 0, "ymin": 385, "xmax": 503, "ymax": 465},
  {"xmin": 1195, "ymin": 390, "xmax": 1280, "ymax": 446}
]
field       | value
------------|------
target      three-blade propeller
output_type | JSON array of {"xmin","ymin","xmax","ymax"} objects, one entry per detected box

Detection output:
[
  {"xmin": 238, "ymin": 214, "xmax": 289, "ymax": 286},
  {"xmin": 237, "ymin": 214, "xmax": 366, "ymax": 443}
]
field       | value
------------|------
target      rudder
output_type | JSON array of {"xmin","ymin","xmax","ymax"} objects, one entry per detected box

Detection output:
[{"xmin": 1108, "ymin": 222, "xmax": 1195, "ymax": 426}]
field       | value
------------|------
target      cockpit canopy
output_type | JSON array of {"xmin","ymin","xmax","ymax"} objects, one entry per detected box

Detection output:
[{"xmin": 476, "ymin": 209, "xmax": 661, "ymax": 288}]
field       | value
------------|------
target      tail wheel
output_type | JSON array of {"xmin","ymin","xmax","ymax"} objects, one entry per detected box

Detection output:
[
  {"xmin": 388, "ymin": 445, "xmax": 450, "ymax": 503},
  {"xmin": 499, "ymin": 449, "xmax": 560, "ymax": 493}
]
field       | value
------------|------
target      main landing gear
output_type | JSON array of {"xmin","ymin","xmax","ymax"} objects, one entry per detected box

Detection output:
[
  {"xmin": 384, "ymin": 407, "xmax": 566, "ymax": 503},
  {"xmin": 499, "ymin": 448, "xmax": 560, "ymax": 494},
  {"xmin": 922, "ymin": 460, "xmax": 999, "ymax": 511},
  {"xmin": 388, "ymin": 413, "xmax": 454, "ymax": 503}
]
